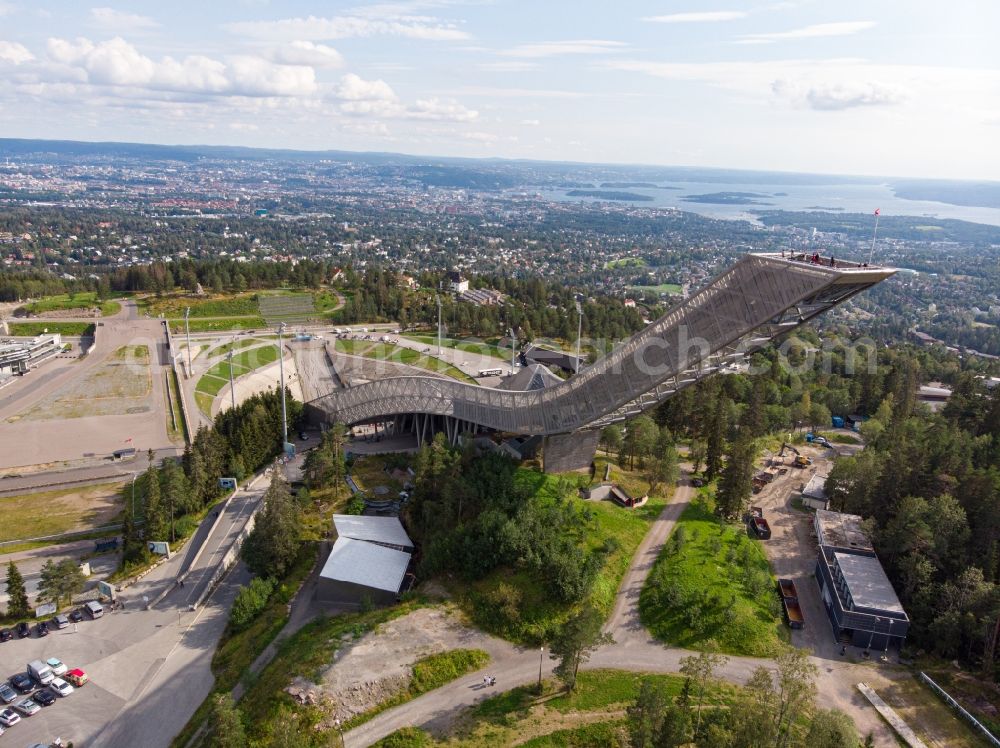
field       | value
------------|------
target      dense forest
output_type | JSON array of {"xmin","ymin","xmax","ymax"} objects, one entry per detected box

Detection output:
[{"xmin": 654, "ymin": 337, "xmax": 1000, "ymax": 672}]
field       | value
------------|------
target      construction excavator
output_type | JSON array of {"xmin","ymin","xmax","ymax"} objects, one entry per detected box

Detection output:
[{"xmin": 779, "ymin": 442, "xmax": 812, "ymax": 468}]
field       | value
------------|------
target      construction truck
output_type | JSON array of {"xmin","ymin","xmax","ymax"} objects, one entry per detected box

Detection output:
[{"xmin": 779, "ymin": 442, "xmax": 811, "ymax": 468}]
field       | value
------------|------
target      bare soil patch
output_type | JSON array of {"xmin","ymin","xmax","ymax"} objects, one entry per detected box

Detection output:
[{"xmin": 0, "ymin": 481, "xmax": 124, "ymax": 542}]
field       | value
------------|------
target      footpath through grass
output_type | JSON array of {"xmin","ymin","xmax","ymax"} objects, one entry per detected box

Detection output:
[
  {"xmin": 373, "ymin": 669, "xmax": 740, "ymax": 747},
  {"xmin": 639, "ymin": 490, "xmax": 788, "ymax": 657},
  {"xmin": 458, "ymin": 468, "xmax": 668, "ymax": 645}
]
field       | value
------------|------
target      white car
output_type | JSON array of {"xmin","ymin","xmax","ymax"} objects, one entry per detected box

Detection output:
[
  {"xmin": 14, "ymin": 698, "xmax": 40, "ymax": 716},
  {"xmin": 46, "ymin": 658, "xmax": 68, "ymax": 676},
  {"xmin": 0, "ymin": 707, "xmax": 19, "ymax": 726},
  {"xmin": 49, "ymin": 678, "xmax": 73, "ymax": 697}
]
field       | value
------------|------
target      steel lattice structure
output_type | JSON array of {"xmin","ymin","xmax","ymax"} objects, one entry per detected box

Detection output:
[{"xmin": 311, "ymin": 253, "xmax": 895, "ymax": 435}]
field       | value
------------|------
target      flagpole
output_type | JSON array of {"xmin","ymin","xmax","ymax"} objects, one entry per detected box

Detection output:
[{"xmin": 868, "ymin": 210, "xmax": 881, "ymax": 265}]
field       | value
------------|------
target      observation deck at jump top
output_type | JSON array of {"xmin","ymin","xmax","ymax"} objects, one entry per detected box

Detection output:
[{"xmin": 309, "ymin": 252, "xmax": 895, "ymax": 471}]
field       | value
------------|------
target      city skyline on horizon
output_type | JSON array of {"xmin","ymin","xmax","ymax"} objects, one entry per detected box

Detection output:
[{"xmin": 0, "ymin": 1, "xmax": 997, "ymax": 181}]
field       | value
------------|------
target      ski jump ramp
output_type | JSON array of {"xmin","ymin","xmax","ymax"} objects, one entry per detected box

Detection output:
[{"xmin": 310, "ymin": 253, "xmax": 895, "ymax": 471}]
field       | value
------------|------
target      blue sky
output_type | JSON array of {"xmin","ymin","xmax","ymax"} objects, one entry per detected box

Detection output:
[{"xmin": 0, "ymin": 1, "xmax": 998, "ymax": 179}]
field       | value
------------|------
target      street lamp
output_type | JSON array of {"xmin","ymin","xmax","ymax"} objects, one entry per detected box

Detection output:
[
  {"xmin": 130, "ymin": 472, "xmax": 138, "ymax": 518},
  {"xmin": 436, "ymin": 295, "xmax": 443, "ymax": 356},
  {"xmin": 537, "ymin": 646, "xmax": 545, "ymax": 694},
  {"xmin": 227, "ymin": 349, "xmax": 236, "ymax": 411},
  {"xmin": 884, "ymin": 618, "xmax": 894, "ymax": 658},
  {"xmin": 277, "ymin": 322, "xmax": 288, "ymax": 449},
  {"xmin": 184, "ymin": 307, "xmax": 192, "ymax": 375},
  {"xmin": 865, "ymin": 617, "xmax": 881, "ymax": 657},
  {"xmin": 509, "ymin": 327, "xmax": 517, "ymax": 374},
  {"xmin": 574, "ymin": 300, "xmax": 583, "ymax": 375}
]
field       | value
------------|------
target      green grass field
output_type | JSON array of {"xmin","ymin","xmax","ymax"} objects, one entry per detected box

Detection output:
[
  {"xmin": 169, "ymin": 317, "xmax": 266, "ymax": 333},
  {"xmin": 146, "ymin": 294, "xmax": 259, "ymax": 319},
  {"xmin": 402, "ymin": 334, "xmax": 508, "ymax": 360},
  {"xmin": 21, "ymin": 292, "xmax": 120, "ymax": 317},
  {"xmin": 193, "ymin": 343, "xmax": 282, "ymax": 415},
  {"xmin": 639, "ymin": 493, "xmax": 788, "ymax": 657},
  {"xmin": 0, "ymin": 482, "xmax": 124, "ymax": 543},
  {"xmin": 8, "ymin": 321, "xmax": 96, "ymax": 336},
  {"xmin": 376, "ymin": 669, "xmax": 739, "ymax": 747},
  {"xmin": 334, "ymin": 338, "xmax": 476, "ymax": 383},
  {"xmin": 205, "ymin": 336, "xmax": 275, "ymax": 358},
  {"xmin": 628, "ymin": 283, "xmax": 682, "ymax": 296},
  {"xmin": 458, "ymin": 469, "xmax": 667, "ymax": 645},
  {"xmin": 604, "ymin": 257, "xmax": 647, "ymax": 269}
]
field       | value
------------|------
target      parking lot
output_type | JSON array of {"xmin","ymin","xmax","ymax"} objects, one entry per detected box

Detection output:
[{"xmin": 0, "ymin": 607, "xmax": 124, "ymax": 746}]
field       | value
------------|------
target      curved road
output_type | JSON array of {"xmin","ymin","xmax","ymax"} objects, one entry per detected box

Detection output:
[{"xmin": 343, "ymin": 468, "xmax": 902, "ymax": 747}]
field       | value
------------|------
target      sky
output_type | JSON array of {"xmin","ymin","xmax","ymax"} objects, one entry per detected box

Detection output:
[{"xmin": 0, "ymin": 1, "xmax": 998, "ymax": 180}]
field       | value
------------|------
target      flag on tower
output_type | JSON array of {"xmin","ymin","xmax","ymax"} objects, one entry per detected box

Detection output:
[
  {"xmin": 124, "ymin": 437, "xmax": 133, "ymax": 443},
  {"xmin": 874, "ymin": 208, "xmax": 880, "ymax": 216}
]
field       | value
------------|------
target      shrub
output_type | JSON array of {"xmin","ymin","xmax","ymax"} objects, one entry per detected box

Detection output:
[
  {"xmin": 230, "ymin": 577, "xmax": 276, "ymax": 631},
  {"xmin": 373, "ymin": 727, "xmax": 433, "ymax": 747}
]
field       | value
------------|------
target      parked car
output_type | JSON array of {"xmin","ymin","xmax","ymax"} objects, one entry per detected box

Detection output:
[
  {"xmin": 16, "ymin": 622, "xmax": 30, "ymax": 638},
  {"xmin": 0, "ymin": 707, "xmax": 20, "ymax": 726},
  {"xmin": 49, "ymin": 678, "xmax": 73, "ymax": 698},
  {"xmin": 45, "ymin": 658, "xmax": 68, "ymax": 676},
  {"xmin": 13, "ymin": 698, "xmax": 40, "ymax": 716},
  {"xmin": 34, "ymin": 621, "xmax": 49, "ymax": 637},
  {"xmin": 65, "ymin": 669, "xmax": 88, "ymax": 688},
  {"xmin": 32, "ymin": 689, "xmax": 55, "ymax": 707},
  {"xmin": 52, "ymin": 615, "xmax": 69, "ymax": 630},
  {"xmin": 0, "ymin": 683, "xmax": 17, "ymax": 704},
  {"xmin": 0, "ymin": 628, "xmax": 11, "ymax": 642},
  {"xmin": 691, "ymin": 478, "xmax": 704, "ymax": 487},
  {"xmin": 68, "ymin": 609, "xmax": 84, "ymax": 623},
  {"xmin": 10, "ymin": 673, "xmax": 34, "ymax": 694}
]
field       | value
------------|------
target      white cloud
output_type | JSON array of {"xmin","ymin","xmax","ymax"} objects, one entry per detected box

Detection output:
[
  {"xmin": 90, "ymin": 7, "xmax": 159, "ymax": 31},
  {"xmin": 520, "ymin": 118, "xmax": 540, "ymax": 126},
  {"xmin": 437, "ymin": 85, "xmax": 586, "ymax": 99},
  {"xmin": 407, "ymin": 97, "xmax": 477, "ymax": 121},
  {"xmin": 477, "ymin": 61, "xmax": 538, "ymax": 72},
  {"xmin": 0, "ymin": 3, "xmax": 16, "ymax": 17},
  {"xmin": 643, "ymin": 11, "xmax": 747, "ymax": 23},
  {"xmin": 740, "ymin": 21, "xmax": 876, "ymax": 43},
  {"xmin": 0, "ymin": 40, "xmax": 33, "ymax": 65},
  {"xmin": 500, "ymin": 39, "xmax": 627, "ymax": 58},
  {"xmin": 773, "ymin": 80, "xmax": 903, "ymax": 111},
  {"xmin": 271, "ymin": 40, "xmax": 344, "ymax": 68},
  {"xmin": 225, "ymin": 14, "xmax": 469, "ymax": 42},
  {"xmin": 45, "ymin": 36, "xmax": 316, "ymax": 97},
  {"xmin": 335, "ymin": 72, "xmax": 396, "ymax": 101}
]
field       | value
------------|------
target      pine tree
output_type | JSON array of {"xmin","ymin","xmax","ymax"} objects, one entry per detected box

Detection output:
[
  {"xmin": 210, "ymin": 693, "xmax": 246, "ymax": 748},
  {"xmin": 144, "ymin": 465, "xmax": 167, "ymax": 542},
  {"xmin": 5, "ymin": 561, "xmax": 29, "ymax": 619},
  {"xmin": 241, "ymin": 475, "xmax": 301, "ymax": 578},
  {"xmin": 716, "ymin": 432, "xmax": 755, "ymax": 519},
  {"xmin": 705, "ymin": 400, "xmax": 728, "ymax": 480}
]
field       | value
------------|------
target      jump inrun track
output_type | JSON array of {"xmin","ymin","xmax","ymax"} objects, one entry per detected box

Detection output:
[{"xmin": 310, "ymin": 253, "xmax": 895, "ymax": 470}]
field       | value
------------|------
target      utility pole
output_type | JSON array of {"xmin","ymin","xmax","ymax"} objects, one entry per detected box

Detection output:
[
  {"xmin": 131, "ymin": 473, "xmax": 137, "ymax": 518},
  {"xmin": 277, "ymin": 322, "xmax": 288, "ymax": 449},
  {"xmin": 574, "ymin": 300, "xmax": 583, "ymax": 375},
  {"xmin": 184, "ymin": 308, "xmax": 192, "ymax": 375},
  {"xmin": 509, "ymin": 327, "xmax": 517, "ymax": 374},
  {"xmin": 436, "ymin": 295, "xmax": 443, "ymax": 356},
  {"xmin": 227, "ymin": 349, "xmax": 236, "ymax": 411}
]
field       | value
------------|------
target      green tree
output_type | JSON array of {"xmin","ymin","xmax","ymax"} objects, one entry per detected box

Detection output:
[
  {"xmin": 678, "ymin": 642, "xmax": 728, "ymax": 735},
  {"xmin": 705, "ymin": 401, "xmax": 728, "ymax": 480},
  {"xmin": 715, "ymin": 433, "xmax": 755, "ymax": 519},
  {"xmin": 646, "ymin": 442, "xmax": 679, "ymax": 495},
  {"xmin": 628, "ymin": 679, "xmax": 669, "ymax": 748},
  {"xmin": 805, "ymin": 709, "xmax": 861, "ymax": 748},
  {"xmin": 549, "ymin": 604, "xmax": 614, "ymax": 691},
  {"xmin": 773, "ymin": 646, "xmax": 818, "ymax": 748},
  {"xmin": 209, "ymin": 693, "xmax": 246, "ymax": 748},
  {"xmin": 600, "ymin": 424, "xmax": 623, "ymax": 461},
  {"xmin": 144, "ymin": 464, "xmax": 167, "ymax": 542},
  {"xmin": 241, "ymin": 475, "xmax": 301, "ymax": 579},
  {"xmin": 625, "ymin": 415, "xmax": 659, "ymax": 470},
  {"xmin": 37, "ymin": 558, "xmax": 86, "ymax": 608},
  {"xmin": 5, "ymin": 562, "xmax": 30, "ymax": 618}
]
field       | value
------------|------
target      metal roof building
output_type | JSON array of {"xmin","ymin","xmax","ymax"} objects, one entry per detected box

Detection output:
[
  {"xmin": 317, "ymin": 515, "xmax": 414, "ymax": 606},
  {"xmin": 331, "ymin": 515, "xmax": 413, "ymax": 552},
  {"xmin": 813, "ymin": 509, "xmax": 908, "ymax": 651}
]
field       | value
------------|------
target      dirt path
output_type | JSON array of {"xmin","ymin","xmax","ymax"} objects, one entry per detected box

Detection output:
[{"xmin": 604, "ymin": 465, "xmax": 694, "ymax": 643}]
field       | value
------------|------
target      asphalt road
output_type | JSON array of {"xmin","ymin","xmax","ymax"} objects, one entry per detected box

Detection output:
[{"xmin": 0, "ymin": 478, "xmax": 266, "ymax": 747}]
